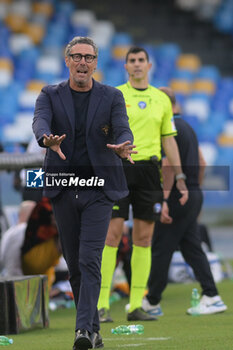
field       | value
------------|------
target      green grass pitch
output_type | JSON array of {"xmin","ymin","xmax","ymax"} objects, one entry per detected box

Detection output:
[{"xmin": 7, "ymin": 279, "xmax": 233, "ymax": 350}]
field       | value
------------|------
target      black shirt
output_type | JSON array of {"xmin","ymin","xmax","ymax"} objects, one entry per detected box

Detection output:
[
  {"xmin": 173, "ymin": 114, "xmax": 200, "ymax": 190},
  {"xmin": 70, "ymin": 88, "xmax": 94, "ymax": 177}
]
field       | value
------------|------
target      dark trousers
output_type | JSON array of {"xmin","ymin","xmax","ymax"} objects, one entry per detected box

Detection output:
[
  {"xmin": 147, "ymin": 189, "xmax": 218, "ymax": 305},
  {"xmin": 52, "ymin": 189, "xmax": 113, "ymax": 333}
]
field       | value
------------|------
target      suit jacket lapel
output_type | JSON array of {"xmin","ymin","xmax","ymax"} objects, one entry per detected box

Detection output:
[
  {"xmin": 86, "ymin": 80, "xmax": 103, "ymax": 135},
  {"xmin": 58, "ymin": 81, "xmax": 75, "ymax": 137}
]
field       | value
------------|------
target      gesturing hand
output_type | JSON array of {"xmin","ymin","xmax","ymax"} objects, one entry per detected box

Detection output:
[
  {"xmin": 107, "ymin": 140, "xmax": 137, "ymax": 164},
  {"xmin": 43, "ymin": 133, "xmax": 66, "ymax": 160}
]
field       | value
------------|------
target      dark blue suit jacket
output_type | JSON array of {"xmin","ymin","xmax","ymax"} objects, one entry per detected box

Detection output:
[{"xmin": 32, "ymin": 79, "xmax": 133, "ymax": 201}]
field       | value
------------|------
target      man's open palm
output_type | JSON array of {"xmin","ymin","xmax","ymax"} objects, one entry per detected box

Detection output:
[{"xmin": 43, "ymin": 133, "xmax": 66, "ymax": 160}]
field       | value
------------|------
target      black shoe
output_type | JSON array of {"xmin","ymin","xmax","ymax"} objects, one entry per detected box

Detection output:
[
  {"xmin": 98, "ymin": 308, "xmax": 113, "ymax": 323},
  {"xmin": 73, "ymin": 329, "xmax": 92, "ymax": 350},
  {"xmin": 127, "ymin": 307, "xmax": 158, "ymax": 321},
  {"xmin": 91, "ymin": 332, "xmax": 104, "ymax": 348}
]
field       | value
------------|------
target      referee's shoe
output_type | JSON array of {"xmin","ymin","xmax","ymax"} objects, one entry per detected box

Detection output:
[
  {"xmin": 98, "ymin": 308, "xmax": 113, "ymax": 323},
  {"xmin": 127, "ymin": 307, "xmax": 158, "ymax": 321}
]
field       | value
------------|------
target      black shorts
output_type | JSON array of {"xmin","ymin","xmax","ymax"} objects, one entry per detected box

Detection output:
[{"xmin": 112, "ymin": 160, "xmax": 163, "ymax": 221}]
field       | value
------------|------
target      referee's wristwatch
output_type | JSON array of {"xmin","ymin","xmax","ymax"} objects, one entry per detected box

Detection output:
[{"xmin": 175, "ymin": 173, "xmax": 187, "ymax": 181}]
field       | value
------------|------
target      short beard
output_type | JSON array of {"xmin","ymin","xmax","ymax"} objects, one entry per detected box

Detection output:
[{"xmin": 73, "ymin": 77, "xmax": 86, "ymax": 87}]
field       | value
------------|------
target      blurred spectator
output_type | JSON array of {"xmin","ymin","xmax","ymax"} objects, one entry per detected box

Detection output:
[
  {"xmin": 0, "ymin": 200, "xmax": 36, "ymax": 276},
  {"xmin": 21, "ymin": 197, "xmax": 62, "ymax": 289}
]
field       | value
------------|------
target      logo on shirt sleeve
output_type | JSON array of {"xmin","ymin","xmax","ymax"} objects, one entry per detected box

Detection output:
[{"xmin": 171, "ymin": 117, "xmax": 177, "ymax": 132}]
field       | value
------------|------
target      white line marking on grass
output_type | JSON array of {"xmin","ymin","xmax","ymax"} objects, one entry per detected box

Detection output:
[
  {"xmin": 117, "ymin": 344, "xmax": 145, "ymax": 347},
  {"xmin": 105, "ymin": 337, "xmax": 171, "ymax": 341},
  {"xmin": 147, "ymin": 337, "xmax": 171, "ymax": 341}
]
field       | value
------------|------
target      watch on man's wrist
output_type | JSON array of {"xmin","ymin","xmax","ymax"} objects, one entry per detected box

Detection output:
[
  {"xmin": 163, "ymin": 198, "xmax": 169, "ymax": 203},
  {"xmin": 175, "ymin": 173, "xmax": 187, "ymax": 181}
]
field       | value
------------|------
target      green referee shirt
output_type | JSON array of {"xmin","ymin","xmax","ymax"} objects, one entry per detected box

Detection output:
[{"xmin": 117, "ymin": 82, "xmax": 177, "ymax": 161}]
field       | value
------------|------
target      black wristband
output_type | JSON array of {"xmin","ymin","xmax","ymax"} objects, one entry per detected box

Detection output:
[{"xmin": 163, "ymin": 198, "xmax": 169, "ymax": 203}]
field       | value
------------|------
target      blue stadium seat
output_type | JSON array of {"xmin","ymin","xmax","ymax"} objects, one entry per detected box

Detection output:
[
  {"xmin": 14, "ymin": 47, "xmax": 40, "ymax": 83},
  {"xmin": 174, "ymin": 93, "xmax": 187, "ymax": 108},
  {"xmin": 216, "ymin": 146, "xmax": 233, "ymax": 165},
  {"xmin": 56, "ymin": 1, "xmax": 75, "ymax": 16},
  {"xmin": 197, "ymin": 65, "xmax": 220, "ymax": 83},
  {"xmin": 0, "ymin": 0, "xmax": 231, "ymax": 212},
  {"xmin": 97, "ymin": 47, "xmax": 112, "ymax": 70},
  {"xmin": 183, "ymin": 93, "xmax": 212, "ymax": 122},
  {"xmin": 214, "ymin": 6, "xmax": 233, "ymax": 33},
  {"xmin": 0, "ymin": 84, "xmax": 23, "ymax": 123},
  {"xmin": 154, "ymin": 62, "xmax": 175, "ymax": 82},
  {"xmin": 103, "ymin": 67, "xmax": 125, "ymax": 87},
  {"xmin": 111, "ymin": 32, "xmax": 132, "ymax": 46},
  {"xmin": 172, "ymin": 69, "xmax": 195, "ymax": 81},
  {"xmin": 150, "ymin": 77, "xmax": 170, "ymax": 88},
  {"xmin": 156, "ymin": 43, "xmax": 181, "ymax": 65},
  {"xmin": 182, "ymin": 114, "xmax": 201, "ymax": 135},
  {"xmin": 198, "ymin": 119, "xmax": 224, "ymax": 143}
]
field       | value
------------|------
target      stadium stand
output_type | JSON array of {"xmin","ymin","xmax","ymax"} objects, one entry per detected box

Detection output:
[{"xmin": 0, "ymin": 0, "xmax": 232, "ymax": 209}]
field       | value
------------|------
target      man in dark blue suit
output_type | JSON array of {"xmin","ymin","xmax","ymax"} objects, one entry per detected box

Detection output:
[{"xmin": 33, "ymin": 36, "xmax": 136, "ymax": 350}]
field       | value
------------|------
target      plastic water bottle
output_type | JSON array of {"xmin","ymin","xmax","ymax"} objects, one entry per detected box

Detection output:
[
  {"xmin": 190, "ymin": 288, "xmax": 200, "ymax": 315},
  {"xmin": 49, "ymin": 298, "xmax": 75, "ymax": 311},
  {"xmin": 109, "ymin": 291, "xmax": 121, "ymax": 305},
  {"xmin": 0, "ymin": 336, "xmax": 13, "ymax": 345},
  {"xmin": 127, "ymin": 325, "xmax": 144, "ymax": 334},
  {"xmin": 111, "ymin": 324, "xmax": 144, "ymax": 335}
]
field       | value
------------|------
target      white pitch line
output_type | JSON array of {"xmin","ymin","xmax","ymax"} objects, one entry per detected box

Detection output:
[
  {"xmin": 147, "ymin": 337, "xmax": 171, "ymax": 341},
  {"xmin": 117, "ymin": 344, "xmax": 145, "ymax": 347},
  {"xmin": 104, "ymin": 336, "xmax": 171, "ymax": 341}
]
